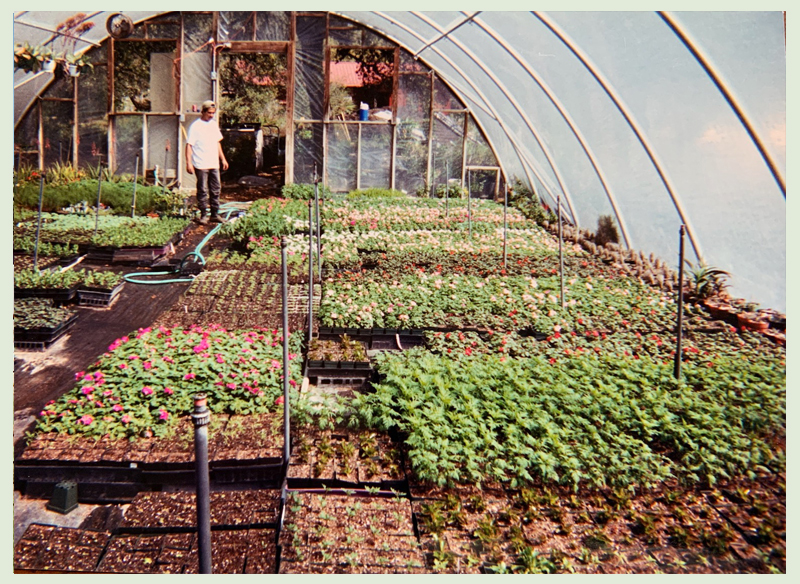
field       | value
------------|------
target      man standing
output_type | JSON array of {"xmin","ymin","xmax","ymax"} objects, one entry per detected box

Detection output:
[{"xmin": 186, "ymin": 100, "xmax": 229, "ymax": 224}]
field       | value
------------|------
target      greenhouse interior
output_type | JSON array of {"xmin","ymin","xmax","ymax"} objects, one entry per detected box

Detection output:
[{"xmin": 12, "ymin": 10, "xmax": 785, "ymax": 574}]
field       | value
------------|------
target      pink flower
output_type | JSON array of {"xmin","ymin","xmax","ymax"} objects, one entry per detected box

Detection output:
[
  {"xmin": 121, "ymin": 415, "xmax": 131, "ymax": 424},
  {"xmin": 275, "ymin": 396, "xmax": 284, "ymax": 405},
  {"xmin": 93, "ymin": 371, "xmax": 105, "ymax": 379},
  {"xmin": 158, "ymin": 409, "xmax": 169, "ymax": 421},
  {"xmin": 163, "ymin": 356, "xmax": 174, "ymax": 364},
  {"xmin": 271, "ymin": 359, "xmax": 281, "ymax": 370},
  {"xmin": 141, "ymin": 386, "xmax": 154, "ymax": 396},
  {"xmin": 129, "ymin": 354, "xmax": 139, "ymax": 360},
  {"xmin": 113, "ymin": 404, "xmax": 124, "ymax": 412},
  {"xmin": 289, "ymin": 379, "xmax": 297, "ymax": 387},
  {"xmin": 103, "ymin": 390, "xmax": 113, "ymax": 396},
  {"xmin": 226, "ymin": 382, "xmax": 237, "ymax": 390},
  {"xmin": 184, "ymin": 373, "xmax": 196, "ymax": 380},
  {"xmin": 216, "ymin": 355, "xmax": 225, "ymax": 364},
  {"xmin": 78, "ymin": 415, "xmax": 94, "ymax": 426},
  {"xmin": 119, "ymin": 363, "xmax": 128, "ymax": 370},
  {"xmin": 163, "ymin": 387, "xmax": 174, "ymax": 395},
  {"xmin": 81, "ymin": 386, "xmax": 95, "ymax": 395},
  {"xmin": 74, "ymin": 371, "xmax": 85, "ymax": 380},
  {"xmin": 143, "ymin": 361, "xmax": 153, "ymax": 370}
]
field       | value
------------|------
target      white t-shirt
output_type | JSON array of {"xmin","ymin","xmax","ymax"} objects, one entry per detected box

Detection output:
[{"xmin": 187, "ymin": 118, "xmax": 223, "ymax": 170}]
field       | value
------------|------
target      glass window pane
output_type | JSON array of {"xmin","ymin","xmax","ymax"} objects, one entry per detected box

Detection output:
[
  {"xmin": 293, "ymin": 121, "xmax": 322, "ymax": 183},
  {"xmin": 395, "ymin": 121, "xmax": 429, "ymax": 195},
  {"xmin": 113, "ymin": 115, "xmax": 142, "ymax": 175},
  {"xmin": 326, "ymin": 122, "xmax": 357, "ymax": 192},
  {"xmin": 360, "ymin": 124, "xmax": 392, "ymax": 189},
  {"xmin": 41, "ymin": 100, "xmax": 74, "ymax": 168},
  {"xmin": 113, "ymin": 41, "xmax": 177, "ymax": 113},
  {"xmin": 78, "ymin": 64, "xmax": 108, "ymax": 169}
]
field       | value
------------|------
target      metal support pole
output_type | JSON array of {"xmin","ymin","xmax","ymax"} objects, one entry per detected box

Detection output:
[
  {"xmin": 281, "ymin": 237, "xmax": 291, "ymax": 462},
  {"xmin": 162, "ymin": 140, "xmax": 170, "ymax": 199},
  {"xmin": 314, "ymin": 173, "xmax": 321, "ymax": 278},
  {"xmin": 674, "ymin": 225, "xmax": 686, "ymax": 380},
  {"xmin": 191, "ymin": 393, "xmax": 212, "ymax": 574},
  {"xmin": 467, "ymin": 170, "xmax": 472, "ymax": 240},
  {"xmin": 131, "ymin": 155, "xmax": 139, "ymax": 218},
  {"xmin": 33, "ymin": 177, "xmax": 45, "ymax": 271},
  {"xmin": 93, "ymin": 170, "xmax": 103, "ymax": 238},
  {"xmin": 445, "ymin": 161, "xmax": 449, "ymax": 218},
  {"xmin": 558, "ymin": 193, "xmax": 565, "ymax": 308},
  {"xmin": 308, "ymin": 202, "xmax": 314, "ymax": 345},
  {"xmin": 503, "ymin": 184, "xmax": 508, "ymax": 270}
]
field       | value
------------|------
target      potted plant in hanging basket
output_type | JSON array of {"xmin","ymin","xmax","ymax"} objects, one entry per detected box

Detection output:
[
  {"xmin": 14, "ymin": 43, "xmax": 56, "ymax": 74},
  {"xmin": 64, "ymin": 52, "xmax": 93, "ymax": 77}
]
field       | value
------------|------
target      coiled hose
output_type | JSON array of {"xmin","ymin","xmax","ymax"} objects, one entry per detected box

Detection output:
[{"xmin": 123, "ymin": 203, "xmax": 245, "ymax": 285}]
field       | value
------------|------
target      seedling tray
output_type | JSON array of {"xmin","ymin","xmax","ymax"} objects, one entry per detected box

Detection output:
[
  {"xmin": 77, "ymin": 282, "xmax": 125, "ymax": 307},
  {"xmin": 14, "ymin": 286, "xmax": 77, "ymax": 305},
  {"xmin": 14, "ymin": 313, "xmax": 79, "ymax": 348}
]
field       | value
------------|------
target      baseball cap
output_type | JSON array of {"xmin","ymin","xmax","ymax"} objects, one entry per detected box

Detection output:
[{"xmin": 201, "ymin": 100, "xmax": 216, "ymax": 111}]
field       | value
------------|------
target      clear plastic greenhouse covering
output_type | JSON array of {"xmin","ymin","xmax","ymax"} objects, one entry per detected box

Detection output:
[{"xmin": 13, "ymin": 11, "xmax": 786, "ymax": 312}]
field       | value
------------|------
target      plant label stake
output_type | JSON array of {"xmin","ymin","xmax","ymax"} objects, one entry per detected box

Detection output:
[
  {"xmin": 308, "ymin": 201, "xmax": 314, "ymax": 345},
  {"xmin": 674, "ymin": 225, "xmax": 686, "ymax": 380},
  {"xmin": 191, "ymin": 393, "xmax": 213, "ymax": 574},
  {"xmin": 281, "ymin": 237, "xmax": 291, "ymax": 463},
  {"xmin": 93, "ymin": 168, "xmax": 103, "ymax": 237},
  {"xmin": 558, "ymin": 192, "xmax": 564, "ymax": 308},
  {"xmin": 33, "ymin": 176, "xmax": 45, "ymax": 271},
  {"xmin": 131, "ymin": 154, "xmax": 139, "ymax": 218}
]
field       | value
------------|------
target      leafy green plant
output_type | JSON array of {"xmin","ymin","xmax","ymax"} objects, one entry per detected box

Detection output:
[
  {"xmin": 685, "ymin": 258, "xmax": 731, "ymax": 302},
  {"xmin": 14, "ymin": 298, "xmax": 76, "ymax": 330},
  {"xmin": 281, "ymin": 183, "xmax": 332, "ymax": 201},
  {"xmin": 346, "ymin": 187, "xmax": 406, "ymax": 199}
]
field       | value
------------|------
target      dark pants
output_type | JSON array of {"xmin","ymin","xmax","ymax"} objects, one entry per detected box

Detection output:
[{"xmin": 195, "ymin": 168, "xmax": 221, "ymax": 216}]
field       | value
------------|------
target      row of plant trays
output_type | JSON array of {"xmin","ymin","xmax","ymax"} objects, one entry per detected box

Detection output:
[
  {"xmin": 14, "ymin": 312, "xmax": 79, "ymax": 350},
  {"xmin": 14, "ymin": 282, "xmax": 125, "ymax": 308}
]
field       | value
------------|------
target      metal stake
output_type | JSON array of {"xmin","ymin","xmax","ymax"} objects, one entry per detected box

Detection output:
[
  {"xmin": 467, "ymin": 171, "xmax": 472, "ymax": 240},
  {"xmin": 308, "ymin": 202, "xmax": 314, "ymax": 345},
  {"xmin": 33, "ymin": 177, "xmax": 45, "ymax": 271},
  {"xmin": 314, "ymin": 170, "xmax": 321, "ymax": 278},
  {"xmin": 93, "ymin": 170, "xmax": 103, "ymax": 238},
  {"xmin": 558, "ymin": 193, "xmax": 564, "ymax": 307},
  {"xmin": 281, "ymin": 237, "xmax": 291, "ymax": 462},
  {"xmin": 503, "ymin": 184, "xmax": 508, "ymax": 270},
  {"xmin": 191, "ymin": 393, "xmax": 212, "ymax": 574},
  {"xmin": 674, "ymin": 225, "xmax": 686, "ymax": 380},
  {"xmin": 131, "ymin": 155, "xmax": 139, "ymax": 218},
  {"xmin": 445, "ymin": 161, "xmax": 449, "ymax": 218}
]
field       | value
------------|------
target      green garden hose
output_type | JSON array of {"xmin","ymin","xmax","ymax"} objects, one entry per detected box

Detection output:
[{"xmin": 122, "ymin": 203, "xmax": 243, "ymax": 285}]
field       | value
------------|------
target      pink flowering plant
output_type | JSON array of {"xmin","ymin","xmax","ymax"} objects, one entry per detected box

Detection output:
[{"xmin": 35, "ymin": 324, "xmax": 303, "ymax": 439}]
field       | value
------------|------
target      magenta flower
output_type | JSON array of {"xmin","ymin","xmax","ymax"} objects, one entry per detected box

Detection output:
[
  {"xmin": 121, "ymin": 414, "xmax": 131, "ymax": 424},
  {"xmin": 275, "ymin": 396, "xmax": 284, "ymax": 405},
  {"xmin": 226, "ymin": 382, "xmax": 237, "ymax": 390},
  {"xmin": 289, "ymin": 379, "xmax": 297, "ymax": 387},
  {"xmin": 81, "ymin": 386, "xmax": 95, "ymax": 395},
  {"xmin": 143, "ymin": 361, "xmax": 153, "ymax": 370},
  {"xmin": 103, "ymin": 390, "xmax": 113, "ymax": 396},
  {"xmin": 163, "ymin": 387, "xmax": 174, "ymax": 395},
  {"xmin": 129, "ymin": 354, "xmax": 139, "ymax": 360},
  {"xmin": 78, "ymin": 415, "xmax": 94, "ymax": 426},
  {"xmin": 74, "ymin": 371, "xmax": 86, "ymax": 380},
  {"xmin": 112, "ymin": 404, "xmax": 124, "ymax": 412},
  {"xmin": 119, "ymin": 363, "xmax": 128, "ymax": 370},
  {"xmin": 158, "ymin": 409, "xmax": 169, "ymax": 421},
  {"xmin": 184, "ymin": 372, "xmax": 196, "ymax": 380},
  {"xmin": 141, "ymin": 386, "xmax": 154, "ymax": 396},
  {"xmin": 163, "ymin": 356, "xmax": 174, "ymax": 363}
]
